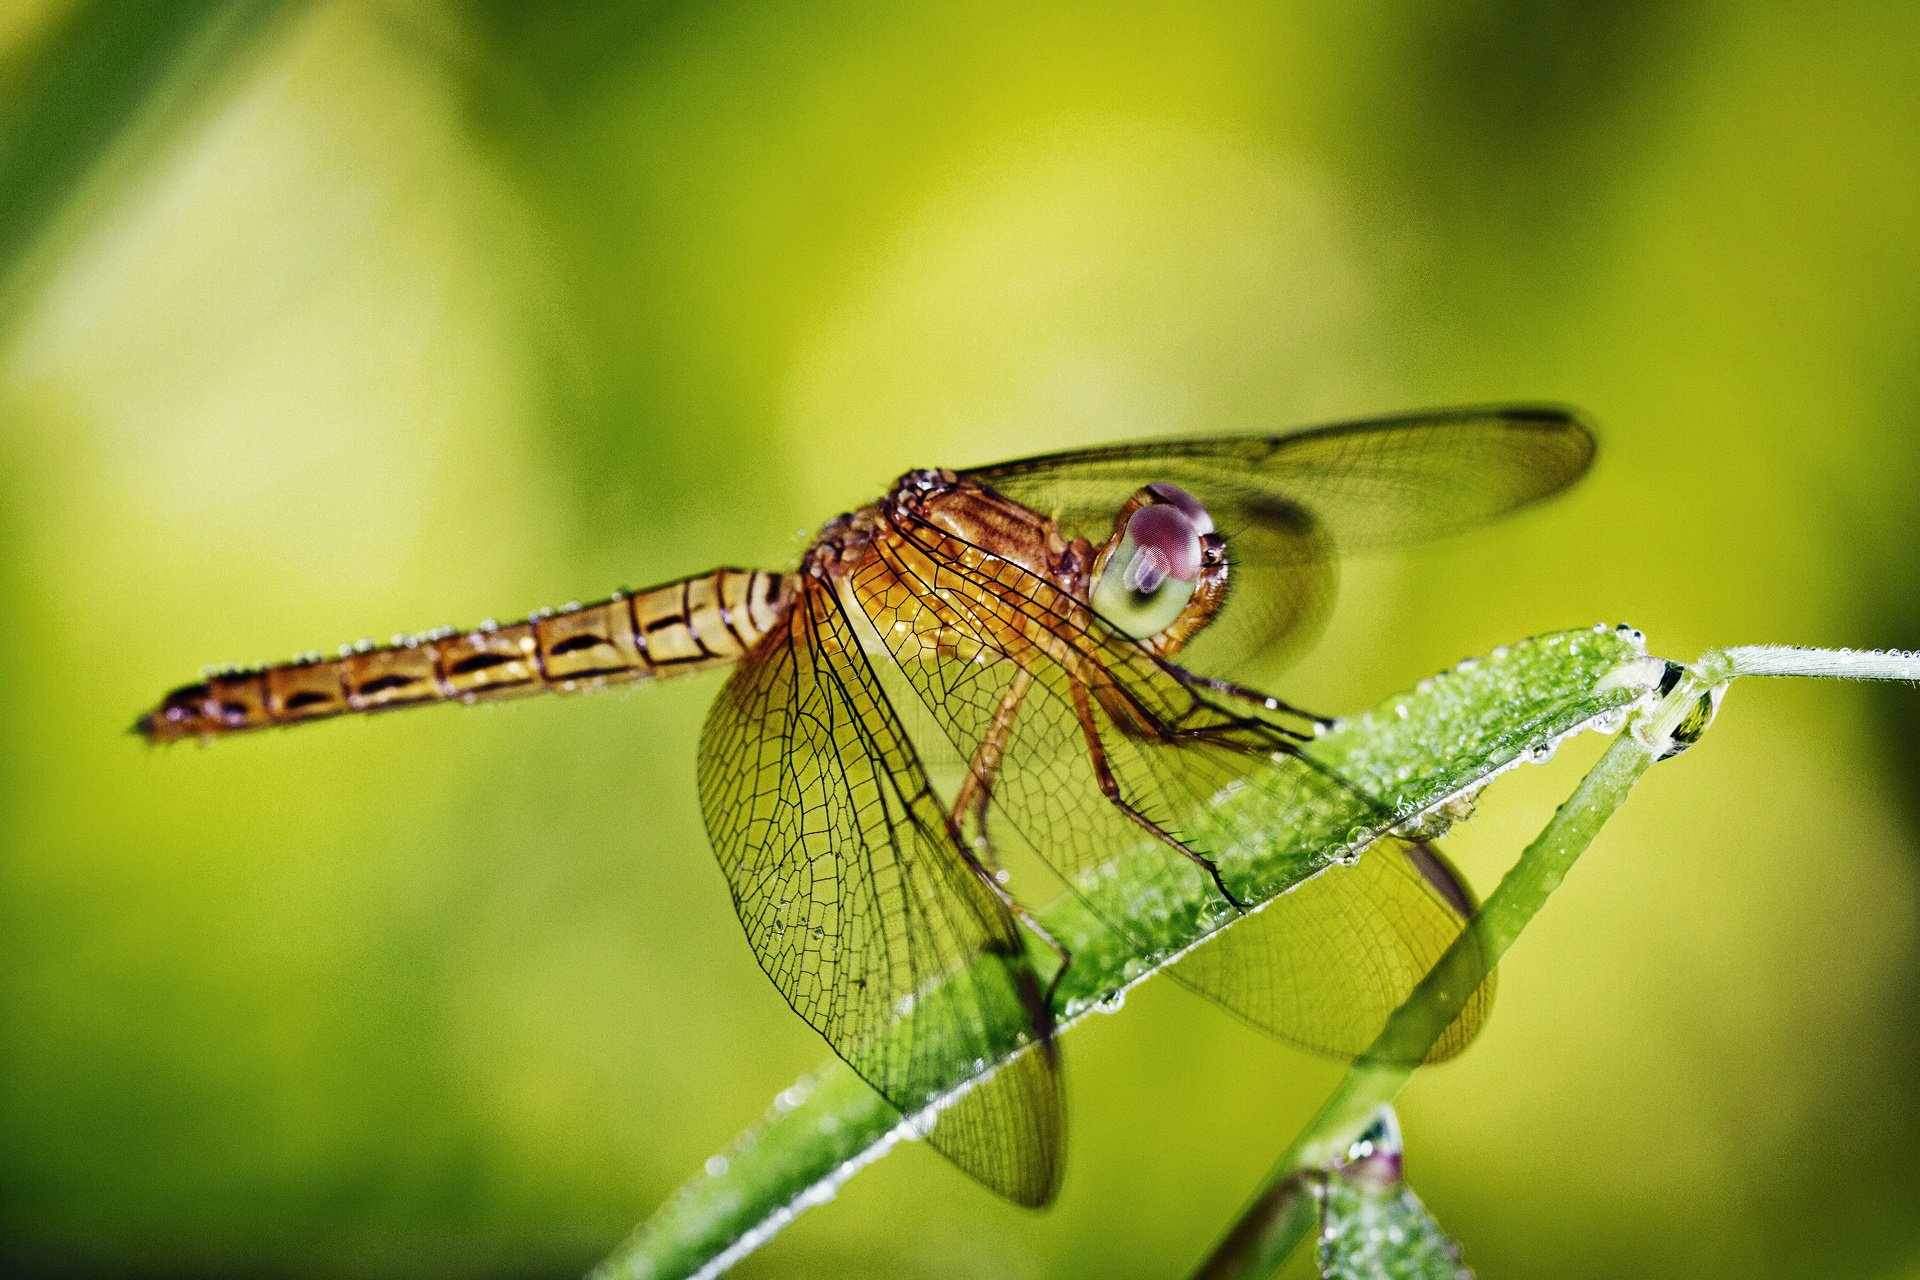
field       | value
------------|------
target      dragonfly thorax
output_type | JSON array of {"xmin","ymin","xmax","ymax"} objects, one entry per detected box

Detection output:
[{"xmin": 883, "ymin": 471, "xmax": 1086, "ymax": 593}]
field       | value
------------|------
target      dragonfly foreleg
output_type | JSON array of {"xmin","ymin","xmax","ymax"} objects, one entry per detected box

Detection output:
[
  {"xmin": 1068, "ymin": 675, "xmax": 1249, "ymax": 913},
  {"xmin": 1166, "ymin": 709, "xmax": 1309, "ymax": 755},
  {"xmin": 1094, "ymin": 678, "xmax": 1309, "ymax": 756},
  {"xmin": 1173, "ymin": 670, "xmax": 1333, "ymax": 730},
  {"xmin": 1084, "ymin": 666, "xmax": 1308, "ymax": 756}
]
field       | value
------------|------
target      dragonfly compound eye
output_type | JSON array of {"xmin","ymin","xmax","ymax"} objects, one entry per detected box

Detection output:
[
  {"xmin": 1092, "ymin": 500, "xmax": 1208, "ymax": 639},
  {"xmin": 1143, "ymin": 481, "xmax": 1214, "ymax": 535}
]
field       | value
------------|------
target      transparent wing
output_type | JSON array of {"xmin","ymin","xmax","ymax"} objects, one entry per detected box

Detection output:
[
  {"xmin": 697, "ymin": 575, "xmax": 1064, "ymax": 1206},
  {"xmin": 849, "ymin": 515, "xmax": 1482, "ymax": 1067},
  {"xmin": 964, "ymin": 404, "xmax": 1594, "ymax": 550},
  {"xmin": 1169, "ymin": 838, "xmax": 1495, "ymax": 1064},
  {"xmin": 964, "ymin": 405, "xmax": 1593, "ymax": 675}
]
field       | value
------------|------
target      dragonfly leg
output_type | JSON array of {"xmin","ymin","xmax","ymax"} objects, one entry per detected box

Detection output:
[
  {"xmin": 1086, "ymin": 671, "xmax": 1306, "ymax": 756},
  {"xmin": 1176, "ymin": 671, "xmax": 1331, "ymax": 727},
  {"xmin": 951, "ymin": 669, "xmax": 1035, "ymax": 872},
  {"xmin": 947, "ymin": 668, "xmax": 1074, "ymax": 1007},
  {"xmin": 1024, "ymin": 906, "xmax": 1074, "ymax": 1015},
  {"xmin": 1068, "ymin": 675, "xmax": 1250, "ymax": 913},
  {"xmin": 1168, "ymin": 711, "xmax": 1308, "ymax": 755},
  {"xmin": 945, "ymin": 812, "xmax": 1074, "ymax": 1018},
  {"xmin": 979, "ymin": 865, "xmax": 1074, "ymax": 1014}
]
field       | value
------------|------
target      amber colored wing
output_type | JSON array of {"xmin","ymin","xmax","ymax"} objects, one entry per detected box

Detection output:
[
  {"xmin": 963, "ymin": 405, "xmax": 1593, "ymax": 676},
  {"xmin": 849, "ymin": 510, "xmax": 1493, "ymax": 1067},
  {"xmin": 1169, "ymin": 838, "xmax": 1494, "ymax": 1064},
  {"xmin": 696, "ymin": 573, "xmax": 1064, "ymax": 1206}
]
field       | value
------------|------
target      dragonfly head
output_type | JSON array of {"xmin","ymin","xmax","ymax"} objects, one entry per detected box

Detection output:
[
  {"xmin": 1089, "ymin": 483, "xmax": 1228, "ymax": 655},
  {"xmin": 893, "ymin": 468, "xmax": 958, "ymax": 497}
]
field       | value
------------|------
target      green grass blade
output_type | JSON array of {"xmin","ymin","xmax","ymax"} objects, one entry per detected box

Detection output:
[
  {"xmin": 1189, "ymin": 658, "xmax": 1748, "ymax": 1280},
  {"xmin": 594, "ymin": 625, "xmax": 1660, "ymax": 1280}
]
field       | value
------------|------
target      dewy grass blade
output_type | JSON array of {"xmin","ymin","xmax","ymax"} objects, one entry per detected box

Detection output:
[
  {"xmin": 595, "ymin": 624, "xmax": 1661, "ymax": 1280},
  {"xmin": 1188, "ymin": 642, "xmax": 1920, "ymax": 1280},
  {"xmin": 1189, "ymin": 704, "xmax": 1680, "ymax": 1280}
]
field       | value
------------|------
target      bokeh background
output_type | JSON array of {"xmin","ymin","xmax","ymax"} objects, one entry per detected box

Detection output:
[{"xmin": 4, "ymin": 2, "xmax": 1920, "ymax": 1277}]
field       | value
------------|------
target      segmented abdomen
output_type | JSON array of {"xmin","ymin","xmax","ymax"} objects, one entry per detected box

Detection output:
[{"xmin": 136, "ymin": 568, "xmax": 794, "ymax": 743}]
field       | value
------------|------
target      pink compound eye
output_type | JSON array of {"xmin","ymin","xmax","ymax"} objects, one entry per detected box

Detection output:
[
  {"xmin": 1144, "ymin": 482, "xmax": 1213, "ymax": 535},
  {"xmin": 1091, "ymin": 490, "xmax": 1212, "ymax": 639},
  {"xmin": 1123, "ymin": 504, "xmax": 1205, "ymax": 587}
]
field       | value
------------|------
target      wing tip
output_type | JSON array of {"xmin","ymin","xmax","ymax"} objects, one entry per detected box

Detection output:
[{"xmin": 1494, "ymin": 400, "xmax": 1599, "ymax": 459}]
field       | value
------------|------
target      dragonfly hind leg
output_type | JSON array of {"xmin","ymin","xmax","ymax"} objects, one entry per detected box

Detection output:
[
  {"xmin": 1067, "ymin": 675, "xmax": 1251, "ymax": 913},
  {"xmin": 970, "ymin": 861, "xmax": 1074, "ymax": 1017},
  {"xmin": 948, "ymin": 667, "xmax": 1074, "ymax": 1012},
  {"xmin": 952, "ymin": 669, "xmax": 1034, "ymax": 872}
]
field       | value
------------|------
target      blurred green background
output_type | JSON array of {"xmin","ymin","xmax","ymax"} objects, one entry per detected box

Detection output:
[{"xmin": 3, "ymin": 2, "xmax": 1919, "ymax": 1277}]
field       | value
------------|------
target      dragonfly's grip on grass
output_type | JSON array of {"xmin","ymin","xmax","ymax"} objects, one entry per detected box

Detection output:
[{"xmin": 596, "ymin": 624, "xmax": 1663, "ymax": 1280}]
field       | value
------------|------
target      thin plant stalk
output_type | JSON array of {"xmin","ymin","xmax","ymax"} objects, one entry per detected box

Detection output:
[{"xmin": 1187, "ymin": 643, "xmax": 1920, "ymax": 1280}]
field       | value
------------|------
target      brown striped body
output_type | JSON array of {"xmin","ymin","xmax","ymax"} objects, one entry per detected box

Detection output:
[{"xmin": 137, "ymin": 569, "xmax": 795, "ymax": 743}]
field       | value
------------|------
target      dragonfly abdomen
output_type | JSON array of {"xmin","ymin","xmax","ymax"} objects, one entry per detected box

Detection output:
[{"xmin": 135, "ymin": 568, "xmax": 795, "ymax": 743}]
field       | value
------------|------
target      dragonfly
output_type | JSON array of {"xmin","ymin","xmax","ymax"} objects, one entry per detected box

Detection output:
[{"xmin": 137, "ymin": 405, "xmax": 1593, "ymax": 1208}]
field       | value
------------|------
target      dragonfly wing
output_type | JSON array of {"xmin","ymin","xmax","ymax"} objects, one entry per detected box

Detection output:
[
  {"xmin": 855, "ymin": 515, "xmax": 1494, "ymax": 1065},
  {"xmin": 1175, "ymin": 495, "xmax": 1334, "ymax": 678},
  {"xmin": 963, "ymin": 404, "xmax": 1594, "ymax": 549},
  {"xmin": 964, "ymin": 405, "xmax": 1592, "ymax": 675},
  {"xmin": 856, "ymin": 519, "xmax": 1402, "ymax": 964},
  {"xmin": 697, "ymin": 575, "xmax": 1064, "ymax": 1206},
  {"xmin": 1168, "ymin": 838, "xmax": 1495, "ymax": 1065}
]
